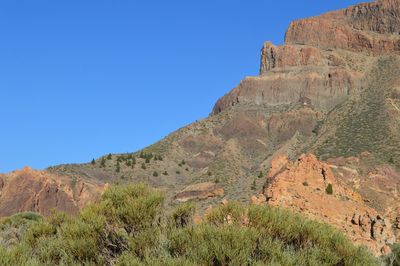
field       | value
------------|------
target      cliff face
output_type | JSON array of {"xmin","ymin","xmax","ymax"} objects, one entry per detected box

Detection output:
[
  {"xmin": 0, "ymin": 167, "xmax": 106, "ymax": 217},
  {"xmin": 213, "ymin": 0, "xmax": 400, "ymax": 115},
  {"xmin": 286, "ymin": 0, "xmax": 400, "ymax": 53}
]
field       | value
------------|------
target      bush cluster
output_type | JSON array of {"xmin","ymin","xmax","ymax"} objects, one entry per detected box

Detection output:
[{"xmin": 0, "ymin": 184, "xmax": 378, "ymax": 265}]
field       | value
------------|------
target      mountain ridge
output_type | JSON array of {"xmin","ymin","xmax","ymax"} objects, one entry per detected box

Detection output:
[{"xmin": 2, "ymin": 0, "xmax": 400, "ymax": 256}]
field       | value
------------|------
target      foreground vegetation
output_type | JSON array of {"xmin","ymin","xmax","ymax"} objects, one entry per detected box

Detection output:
[{"xmin": 0, "ymin": 184, "xmax": 381, "ymax": 265}]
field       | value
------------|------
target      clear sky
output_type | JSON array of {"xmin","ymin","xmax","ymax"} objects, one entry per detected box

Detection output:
[{"xmin": 0, "ymin": 0, "xmax": 366, "ymax": 173}]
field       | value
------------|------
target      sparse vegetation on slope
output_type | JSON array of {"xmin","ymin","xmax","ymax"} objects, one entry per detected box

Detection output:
[
  {"xmin": 315, "ymin": 57, "xmax": 400, "ymax": 169},
  {"xmin": 0, "ymin": 184, "xmax": 377, "ymax": 265}
]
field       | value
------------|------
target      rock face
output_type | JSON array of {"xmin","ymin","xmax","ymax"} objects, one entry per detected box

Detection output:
[
  {"xmin": 286, "ymin": 0, "xmax": 400, "ymax": 54},
  {"xmin": 0, "ymin": 167, "xmax": 106, "ymax": 217},
  {"xmin": 174, "ymin": 182, "xmax": 224, "ymax": 202},
  {"xmin": 213, "ymin": 0, "xmax": 400, "ymax": 115},
  {"xmin": 261, "ymin": 154, "xmax": 398, "ymax": 255}
]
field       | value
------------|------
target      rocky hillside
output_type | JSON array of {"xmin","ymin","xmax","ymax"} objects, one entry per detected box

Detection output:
[
  {"xmin": 2, "ymin": 0, "xmax": 400, "ymax": 256},
  {"xmin": 252, "ymin": 154, "xmax": 400, "ymax": 256},
  {"xmin": 0, "ymin": 167, "xmax": 106, "ymax": 217}
]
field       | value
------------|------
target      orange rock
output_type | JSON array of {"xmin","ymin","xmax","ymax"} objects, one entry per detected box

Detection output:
[
  {"xmin": 0, "ymin": 168, "xmax": 105, "ymax": 217},
  {"xmin": 263, "ymin": 154, "xmax": 395, "ymax": 255},
  {"xmin": 381, "ymin": 245, "xmax": 392, "ymax": 256}
]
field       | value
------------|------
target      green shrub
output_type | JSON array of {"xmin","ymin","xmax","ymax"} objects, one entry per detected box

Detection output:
[
  {"xmin": 0, "ymin": 184, "xmax": 377, "ymax": 266},
  {"xmin": 206, "ymin": 202, "xmax": 246, "ymax": 226},
  {"xmin": 168, "ymin": 224, "xmax": 258, "ymax": 265},
  {"xmin": 1, "ymin": 212, "xmax": 42, "ymax": 228},
  {"xmin": 23, "ymin": 220, "xmax": 57, "ymax": 247},
  {"xmin": 170, "ymin": 203, "xmax": 195, "ymax": 228},
  {"xmin": 326, "ymin": 183, "xmax": 333, "ymax": 195}
]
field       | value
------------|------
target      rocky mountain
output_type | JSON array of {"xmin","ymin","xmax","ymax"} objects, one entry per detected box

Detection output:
[
  {"xmin": 0, "ymin": 167, "xmax": 105, "ymax": 217},
  {"xmin": 2, "ymin": 0, "xmax": 400, "ymax": 256}
]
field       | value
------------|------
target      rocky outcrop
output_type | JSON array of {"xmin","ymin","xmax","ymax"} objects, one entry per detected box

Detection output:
[
  {"xmin": 261, "ymin": 154, "xmax": 397, "ymax": 255},
  {"xmin": 0, "ymin": 167, "xmax": 106, "ymax": 217},
  {"xmin": 212, "ymin": 0, "xmax": 400, "ymax": 115},
  {"xmin": 174, "ymin": 182, "xmax": 224, "ymax": 202},
  {"xmin": 286, "ymin": 0, "xmax": 400, "ymax": 54},
  {"xmin": 212, "ymin": 69, "xmax": 358, "ymax": 114},
  {"xmin": 260, "ymin": 42, "xmax": 325, "ymax": 73}
]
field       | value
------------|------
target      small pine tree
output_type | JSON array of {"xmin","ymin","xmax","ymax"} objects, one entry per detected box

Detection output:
[
  {"xmin": 181, "ymin": 160, "xmax": 186, "ymax": 165},
  {"xmin": 185, "ymin": 167, "xmax": 189, "ymax": 171},
  {"xmin": 258, "ymin": 171, "xmax": 263, "ymax": 178},
  {"xmin": 208, "ymin": 171, "xmax": 212, "ymax": 176},
  {"xmin": 389, "ymin": 157, "xmax": 395, "ymax": 164},
  {"xmin": 145, "ymin": 157, "xmax": 150, "ymax": 164},
  {"xmin": 126, "ymin": 160, "xmax": 131, "ymax": 167},
  {"xmin": 176, "ymin": 170, "xmax": 181, "ymax": 174},
  {"xmin": 153, "ymin": 171, "xmax": 158, "ymax": 177},
  {"xmin": 158, "ymin": 155, "xmax": 163, "ymax": 161},
  {"xmin": 107, "ymin": 153, "xmax": 112, "ymax": 160},
  {"xmin": 214, "ymin": 177, "xmax": 220, "ymax": 184},
  {"xmin": 326, "ymin": 183, "xmax": 333, "ymax": 195},
  {"xmin": 91, "ymin": 159, "xmax": 96, "ymax": 165},
  {"xmin": 163, "ymin": 171, "xmax": 168, "ymax": 176},
  {"xmin": 141, "ymin": 163, "xmax": 146, "ymax": 170}
]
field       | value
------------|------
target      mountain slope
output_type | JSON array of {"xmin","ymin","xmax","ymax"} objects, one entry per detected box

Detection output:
[{"xmin": 2, "ymin": 0, "xmax": 400, "ymax": 256}]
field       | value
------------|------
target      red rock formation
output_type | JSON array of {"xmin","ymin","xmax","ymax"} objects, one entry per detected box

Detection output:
[
  {"xmin": 261, "ymin": 154, "xmax": 397, "ymax": 255},
  {"xmin": 286, "ymin": 0, "xmax": 400, "ymax": 54},
  {"xmin": 0, "ymin": 167, "xmax": 106, "ymax": 217},
  {"xmin": 213, "ymin": 0, "xmax": 400, "ymax": 115}
]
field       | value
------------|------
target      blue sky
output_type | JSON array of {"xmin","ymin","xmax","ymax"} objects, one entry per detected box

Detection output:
[{"xmin": 0, "ymin": 0, "xmax": 366, "ymax": 172}]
